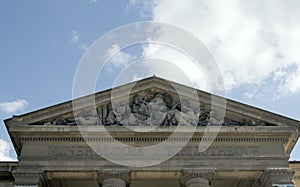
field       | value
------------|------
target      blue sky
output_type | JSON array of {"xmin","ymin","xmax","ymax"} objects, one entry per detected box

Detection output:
[{"xmin": 0, "ymin": 0, "xmax": 299, "ymax": 161}]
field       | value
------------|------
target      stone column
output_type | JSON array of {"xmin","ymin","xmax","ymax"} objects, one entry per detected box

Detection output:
[
  {"xmin": 12, "ymin": 170, "xmax": 47, "ymax": 187},
  {"xmin": 98, "ymin": 170, "xmax": 130, "ymax": 187},
  {"xmin": 260, "ymin": 169, "xmax": 295, "ymax": 187},
  {"xmin": 181, "ymin": 169, "xmax": 215, "ymax": 187}
]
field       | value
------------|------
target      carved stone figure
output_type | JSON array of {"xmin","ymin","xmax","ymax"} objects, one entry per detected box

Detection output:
[
  {"xmin": 148, "ymin": 93, "xmax": 167, "ymax": 126},
  {"xmin": 195, "ymin": 105, "xmax": 206, "ymax": 119},
  {"xmin": 52, "ymin": 117, "xmax": 76, "ymax": 126},
  {"xmin": 105, "ymin": 104, "xmax": 116, "ymax": 125},
  {"xmin": 53, "ymin": 118, "xmax": 67, "ymax": 125},
  {"xmin": 96, "ymin": 107, "xmax": 103, "ymax": 125},
  {"xmin": 164, "ymin": 99, "xmax": 199, "ymax": 126},
  {"xmin": 207, "ymin": 110, "xmax": 223, "ymax": 125},
  {"xmin": 131, "ymin": 94, "xmax": 150, "ymax": 121},
  {"xmin": 240, "ymin": 119, "xmax": 256, "ymax": 126},
  {"xmin": 164, "ymin": 101, "xmax": 181, "ymax": 126},
  {"xmin": 180, "ymin": 99, "xmax": 199, "ymax": 126},
  {"xmin": 114, "ymin": 103, "xmax": 137, "ymax": 126},
  {"xmin": 75, "ymin": 108, "xmax": 100, "ymax": 126}
]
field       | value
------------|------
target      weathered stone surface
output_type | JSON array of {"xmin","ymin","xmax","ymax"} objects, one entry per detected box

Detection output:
[
  {"xmin": 2, "ymin": 77, "xmax": 299, "ymax": 187},
  {"xmin": 290, "ymin": 162, "xmax": 300, "ymax": 187}
]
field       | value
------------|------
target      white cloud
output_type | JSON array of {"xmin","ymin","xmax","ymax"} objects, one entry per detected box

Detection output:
[
  {"xmin": 71, "ymin": 30, "xmax": 80, "ymax": 43},
  {"xmin": 0, "ymin": 99, "xmax": 28, "ymax": 113},
  {"xmin": 70, "ymin": 30, "xmax": 90, "ymax": 53},
  {"xmin": 132, "ymin": 0, "xmax": 300, "ymax": 97},
  {"xmin": 127, "ymin": 0, "xmax": 153, "ymax": 18},
  {"xmin": 132, "ymin": 74, "xmax": 145, "ymax": 81},
  {"xmin": 129, "ymin": 0, "xmax": 136, "ymax": 6},
  {"xmin": 88, "ymin": 0, "xmax": 98, "ymax": 4},
  {"xmin": 284, "ymin": 66, "xmax": 300, "ymax": 94},
  {"xmin": 141, "ymin": 44, "xmax": 210, "ymax": 91},
  {"xmin": 106, "ymin": 44, "xmax": 135, "ymax": 69},
  {"xmin": 70, "ymin": 31, "xmax": 90, "ymax": 53},
  {"xmin": 244, "ymin": 92, "xmax": 254, "ymax": 99},
  {"xmin": 0, "ymin": 139, "xmax": 15, "ymax": 161}
]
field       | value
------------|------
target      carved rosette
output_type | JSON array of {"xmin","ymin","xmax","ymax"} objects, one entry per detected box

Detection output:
[
  {"xmin": 260, "ymin": 168, "xmax": 295, "ymax": 186},
  {"xmin": 98, "ymin": 170, "xmax": 131, "ymax": 187},
  {"xmin": 181, "ymin": 169, "xmax": 215, "ymax": 187}
]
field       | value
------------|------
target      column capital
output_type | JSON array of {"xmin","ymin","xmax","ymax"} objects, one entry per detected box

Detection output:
[
  {"xmin": 12, "ymin": 170, "xmax": 47, "ymax": 187},
  {"xmin": 260, "ymin": 168, "xmax": 295, "ymax": 187},
  {"xmin": 181, "ymin": 169, "xmax": 215, "ymax": 186},
  {"xmin": 98, "ymin": 169, "xmax": 131, "ymax": 186}
]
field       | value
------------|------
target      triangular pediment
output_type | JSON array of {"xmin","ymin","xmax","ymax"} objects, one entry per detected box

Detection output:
[{"xmin": 4, "ymin": 76, "xmax": 300, "ymax": 128}]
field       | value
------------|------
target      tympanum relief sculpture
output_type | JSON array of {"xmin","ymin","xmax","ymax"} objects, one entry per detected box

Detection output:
[{"xmin": 42, "ymin": 90, "xmax": 275, "ymax": 127}]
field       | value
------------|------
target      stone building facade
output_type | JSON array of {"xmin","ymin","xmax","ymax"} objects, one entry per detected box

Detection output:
[{"xmin": 0, "ymin": 77, "xmax": 299, "ymax": 187}]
